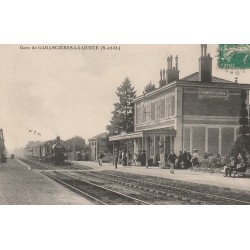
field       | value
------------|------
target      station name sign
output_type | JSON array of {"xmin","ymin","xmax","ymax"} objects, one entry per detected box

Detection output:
[{"xmin": 198, "ymin": 89, "xmax": 228, "ymax": 100}]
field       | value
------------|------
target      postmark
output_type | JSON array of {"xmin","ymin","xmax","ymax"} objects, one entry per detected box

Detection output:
[{"xmin": 218, "ymin": 44, "xmax": 250, "ymax": 69}]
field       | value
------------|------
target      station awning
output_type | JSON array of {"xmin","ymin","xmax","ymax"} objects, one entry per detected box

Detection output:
[
  {"xmin": 109, "ymin": 128, "xmax": 176, "ymax": 142},
  {"xmin": 109, "ymin": 132, "xmax": 143, "ymax": 141}
]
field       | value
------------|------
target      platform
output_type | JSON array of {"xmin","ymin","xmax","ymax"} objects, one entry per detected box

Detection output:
[
  {"xmin": 0, "ymin": 159, "xmax": 93, "ymax": 205},
  {"xmin": 71, "ymin": 160, "xmax": 250, "ymax": 193}
]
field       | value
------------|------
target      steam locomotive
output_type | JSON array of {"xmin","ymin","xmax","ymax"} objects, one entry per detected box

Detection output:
[{"xmin": 24, "ymin": 136, "xmax": 66, "ymax": 165}]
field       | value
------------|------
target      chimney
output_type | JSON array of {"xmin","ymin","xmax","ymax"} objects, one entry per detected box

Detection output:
[
  {"xmin": 163, "ymin": 69, "xmax": 166, "ymax": 80},
  {"xmin": 169, "ymin": 55, "xmax": 173, "ymax": 69},
  {"xmin": 199, "ymin": 44, "xmax": 212, "ymax": 82},
  {"xmin": 166, "ymin": 55, "xmax": 179, "ymax": 84},
  {"xmin": 56, "ymin": 136, "xmax": 61, "ymax": 143},
  {"xmin": 159, "ymin": 54, "xmax": 180, "ymax": 87},
  {"xmin": 167, "ymin": 56, "xmax": 170, "ymax": 69},
  {"xmin": 175, "ymin": 55, "xmax": 178, "ymax": 70},
  {"xmin": 159, "ymin": 68, "xmax": 166, "ymax": 87}
]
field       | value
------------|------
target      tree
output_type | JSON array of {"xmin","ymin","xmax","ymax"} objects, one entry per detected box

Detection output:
[
  {"xmin": 239, "ymin": 90, "xmax": 250, "ymax": 136},
  {"xmin": 144, "ymin": 81, "xmax": 156, "ymax": 94},
  {"xmin": 225, "ymin": 90, "xmax": 250, "ymax": 163},
  {"xmin": 84, "ymin": 144, "xmax": 91, "ymax": 160},
  {"xmin": 65, "ymin": 136, "xmax": 86, "ymax": 152},
  {"xmin": 106, "ymin": 77, "xmax": 136, "ymax": 135}
]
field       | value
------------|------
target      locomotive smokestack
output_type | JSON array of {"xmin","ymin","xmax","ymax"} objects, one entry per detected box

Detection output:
[{"xmin": 56, "ymin": 136, "xmax": 60, "ymax": 143}]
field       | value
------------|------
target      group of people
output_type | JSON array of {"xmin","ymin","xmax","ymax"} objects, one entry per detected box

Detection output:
[
  {"xmin": 164, "ymin": 149, "xmax": 198, "ymax": 173},
  {"xmin": 223, "ymin": 153, "xmax": 247, "ymax": 178},
  {"xmin": 134, "ymin": 150, "xmax": 147, "ymax": 167},
  {"xmin": 112, "ymin": 150, "xmax": 147, "ymax": 168},
  {"xmin": 100, "ymin": 149, "xmax": 248, "ymax": 178},
  {"xmin": 111, "ymin": 148, "xmax": 200, "ymax": 172}
]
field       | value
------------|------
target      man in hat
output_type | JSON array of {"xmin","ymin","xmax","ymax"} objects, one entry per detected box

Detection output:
[
  {"xmin": 223, "ymin": 157, "xmax": 236, "ymax": 177},
  {"xmin": 114, "ymin": 150, "xmax": 119, "ymax": 169},
  {"xmin": 182, "ymin": 150, "xmax": 188, "ymax": 169},
  {"xmin": 192, "ymin": 149, "xmax": 199, "ymax": 166},
  {"xmin": 167, "ymin": 150, "xmax": 177, "ymax": 174},
  {"xmin": 141, "ymin": 150, "xmax": 146, "ymax": 166},
  {"xmin": 187, "ymin": 151, "xmax": 192, "ymax": 168},
  {"xmin": 98, "ymin": 152, "xmax": 104, "ymax": 166},
  {"xmin": 177, "ymin": 151, "xmax": 184, "ymax": 169},
  {"xmin": 136, "ymin": 150, "xmax": 142, "ymax": 167}
]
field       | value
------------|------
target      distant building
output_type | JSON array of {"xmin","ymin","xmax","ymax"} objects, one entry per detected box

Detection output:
[
  {"xmin": 88, "ymin": 132, "xmax": 109, "ymax": 161},
  {"xmin": 110, "ymin": 45, "xmax": 250, "ymax": 165}
]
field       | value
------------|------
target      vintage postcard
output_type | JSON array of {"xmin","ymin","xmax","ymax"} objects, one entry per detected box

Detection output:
[{"xmin": 0, "ymin": 44, "xmax": 250, "ymax": 205}]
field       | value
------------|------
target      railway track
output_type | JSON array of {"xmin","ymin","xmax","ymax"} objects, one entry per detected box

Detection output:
[
  {"xmin": 73, "ymin": 171, "xmax": 210, "ymax": 205},
  {"xmin": 18, "ymin": 158, "xmax": 250, "ymax": 205},
  {"xmin": 19, "ymin": 158, "xmax": 152, "ymax": 205},
  {"xmin": 75, "ymin": 171, "xmax": 250, "ymax": 205},
  {"xmin": 42, "ymin": 171, "xmax": 152, "ymax": 205},
  {"xmin": 19, "ymin": 158, "xmax": 92, "ymax": 171},
  {"xmin": 19, "ymin": 158, "xmax": 52, "ymax": 170}
]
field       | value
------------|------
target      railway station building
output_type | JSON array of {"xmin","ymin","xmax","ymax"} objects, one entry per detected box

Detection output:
[
  {"xmin": 88, "ymin": 132, "xmax": 109, "ymax": 161},
  {"xmin": 109, "ymin": 45, "xmax": 250, "ymax": 165}
]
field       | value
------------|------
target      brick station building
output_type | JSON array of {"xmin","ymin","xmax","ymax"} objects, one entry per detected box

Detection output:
[
  {"xmin": 88, "ymin": 132, "xmax": 109, "ymax": 161},
  {"xmin": 109, "ymin": 45, "xmax": 250, "ymax": 165}
]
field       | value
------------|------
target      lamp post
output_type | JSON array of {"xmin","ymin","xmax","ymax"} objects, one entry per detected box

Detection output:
[{"xmin": 146, "ymin": 136, "xmax": 149, "ymax": 168}]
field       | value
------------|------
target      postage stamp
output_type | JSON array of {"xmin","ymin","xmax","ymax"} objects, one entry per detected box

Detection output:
[{"xmin": 218, "ymin": 44, "xmax": 250, "ymax": 69}]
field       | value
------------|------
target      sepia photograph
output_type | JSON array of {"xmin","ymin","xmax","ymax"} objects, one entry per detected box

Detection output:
[{"xmin": 1, "ymin": 44, "xmax": 250, "ymax": 205}]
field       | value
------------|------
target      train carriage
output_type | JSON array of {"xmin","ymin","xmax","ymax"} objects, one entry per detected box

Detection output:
[
  {"xmin": 32, "ymin": 146, "xmax": 41, "ymax": 158},
  {"xmin": 24, "ymin": 136, "xmax": 66, "ymax": 165}
]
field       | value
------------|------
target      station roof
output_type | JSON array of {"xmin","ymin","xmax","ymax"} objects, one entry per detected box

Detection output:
[
  {"xmin": 133, "ymin": 73, "xmax": 250, "ymax": 103},
  {"xmin": 179, "ymin": 72, "xmax": 234, "ymax": 83},
  {"xmin": 25, "ymin": 141, "xmax": 43, "ymax": 148},
  {"xmin": 88, "ymin": 132, "xmax": 108, "ymax": 141}
]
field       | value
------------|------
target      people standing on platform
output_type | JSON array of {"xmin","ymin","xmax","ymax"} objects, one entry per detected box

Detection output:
[
  {"xmin": 192, "ymin": 149, "xmax": 199, "ymax": 166},
  {"xmin": 223, "ymin": 157, "xmax": 236, "ymax": 177},
  {"xmin": 164, "ymin": 152, "xmax": 169, "ymax": 167},
  {"xmin": 98, "ymin": 152, "xmax": 104, "ymax": 166},
  {"xmin": 141, "ymin": 150, "xmax": 146, "ymax": 166},
  {"xmin": 122, "ymin": 152, "xmax": 127, "ymax": 166},
  {"xmin": 114, "ymin": 151, "xmax": 119, "ymax": 169},
  {"xmin": 136, "ymin": 150, "xmax": 142, "ymax": 167},
  {"xmin": 133, "ymin": 152, "xmax": 137, "ymax": 165},
  {"xmin": 167, "ymin": 150, "xmax": 177, "ymax": 174},
  {"xmin": 128, "ymin": 151, "xmax": 132, "ymax": 166},
  {"xmin": 182, "ymin": 150, "xmax": 188, "ymax": 168},
  {"xmin": 177, "ymin": 151, "xmax": 184, "ymax": 169},
  {"xmin": 216, "ymin": 154, "xmax": 222, "ymax": 166},
  {"xmin": 237, "ymin": 153, "xmax": 244, "ymax": 163},
  {"xmin": 119, "ymin": 152, "xmax": 123, "ymax": 165},
  {"xmin": 186, "ymin": 151, "xmax": 192, "ymax": 168}
]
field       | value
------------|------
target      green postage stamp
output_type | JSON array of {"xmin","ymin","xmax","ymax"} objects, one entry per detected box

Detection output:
[{"xmin": 218, "ymin": 44, "xmax": 250, "ymax": 69}]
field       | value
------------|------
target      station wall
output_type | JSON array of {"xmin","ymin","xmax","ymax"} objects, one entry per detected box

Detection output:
[
  {"xmin": 183, "ymin": 126, "xmax": 236, "ymax": 156},
  {"xmin": 183, "ymin": 88, "xmax": 241, "ymax": 117}
]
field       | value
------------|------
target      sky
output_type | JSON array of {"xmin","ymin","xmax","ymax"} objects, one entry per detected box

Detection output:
[{"xmin": 1, "ymin": 44, "xmax": 250, "ymax": 151}]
